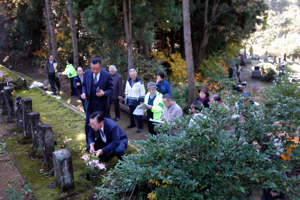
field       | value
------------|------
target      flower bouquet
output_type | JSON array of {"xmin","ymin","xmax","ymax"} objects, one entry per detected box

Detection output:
[{"xmin": 81, "ymin": 154, "xmax": 106, "ymax": 185}]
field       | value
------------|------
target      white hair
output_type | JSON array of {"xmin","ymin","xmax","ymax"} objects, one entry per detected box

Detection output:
[
  {"xmin": 77, "ymin": 66, "xmax": 83, "ymax": 71},
  {"xmin": 109, "ymin": 65, "xmax": 117, "ymax": 72},
  {"xmin": 129, "ymin": 68, "xmax": 137, "ymax": 75}
]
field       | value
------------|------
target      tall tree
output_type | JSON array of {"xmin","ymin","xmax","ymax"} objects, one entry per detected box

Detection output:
[
  {"xmin": 44, "ymin": 7, "xmax": 52, "ymax": 56},
  {"xmin": 123, "ymin": 0, "xmax": 134, "ymax": 71},
  {"xmin": 66, "ymin": 0, "xmax": 79, "ymax": 69},
  {"xmin": 183, "ymin": 0, "xmax": 195, "ymax": 106},
  {"xmin": 191, "ymin": 0, "xmax": 267, "ymax": 71},
  {"xmin": 45, "ymin": 0, "xmax": 58, "ymax": 60}
]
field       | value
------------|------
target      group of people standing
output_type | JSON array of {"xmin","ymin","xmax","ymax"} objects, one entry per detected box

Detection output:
[{"xmin": 44, "ymin": 55, "xmax": 182, "ymax": 161}]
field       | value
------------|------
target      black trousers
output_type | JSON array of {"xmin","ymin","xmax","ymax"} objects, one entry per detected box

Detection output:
[
  {"xmin": 48, "ymin": 72, "xmax": 60, "ymax": 93},
  {"xmin": 108, "ymin": 97, "xmax": 120, "ymax": 118},
  {"xmin": 69, "ymin": 77, "xmax": 76, "ymax": 95},
  {"xmin": 129, "ymin": 105, "xmax": 143, "ymax": 129},
  {"xmin": 147, "ymin": 115, "xmax": 157, "ymax": 135}
]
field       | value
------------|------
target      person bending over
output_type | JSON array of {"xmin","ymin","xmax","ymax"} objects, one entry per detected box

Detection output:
[{"xmin": 87, "ymin": 111, "xmax": 128, "ymax": 161}]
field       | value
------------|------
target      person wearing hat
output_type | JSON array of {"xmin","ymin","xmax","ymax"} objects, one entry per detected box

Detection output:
[
  {"xmin": 144, "ymin": 82, "xmax": 164, "ymax": 135},
  {"xmin": 196, "ymin": 86, "xmax": 210, "ymax": 108}
]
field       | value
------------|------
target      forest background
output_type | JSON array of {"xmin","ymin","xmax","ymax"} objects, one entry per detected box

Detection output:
[{"xmin": 0, "ymin": 0, "xmax": 299, "ymax": 105}]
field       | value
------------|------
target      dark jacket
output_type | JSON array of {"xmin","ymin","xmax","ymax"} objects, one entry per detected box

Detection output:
[
  {"xmin": 156, "ymin": 79, "xmax": 172, "ymax": 97},
  {"xmin": 45, "ymin": 59, "xmax": 58, "ymax": 76},
  {"xmin": 111, "ymin": 73, "xmax": 123, "ymax": 100},
  {"xmin": 87, "ymin": 118, "xmax": 128, "ymax": 156},
  {"xmin": 196, "ymin": 97, "xmax": 210, "ymax": 108},
  {"xmin": 82, "ymin": 69, "xmax": 113, "ymax": 112},
  {"xmin": 73, "ymin": 75, "xmax": 83, "ymax": 100}
]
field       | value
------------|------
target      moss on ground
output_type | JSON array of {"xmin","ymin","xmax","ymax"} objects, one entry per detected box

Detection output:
[{"xmin": 1, "ymin": 65, "xmax": 138, "ymax": 199}]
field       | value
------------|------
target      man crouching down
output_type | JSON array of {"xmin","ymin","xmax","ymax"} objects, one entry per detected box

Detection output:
[{"xmin": 87, "ymin": 111, "xmax": 128, "ymax": 161}]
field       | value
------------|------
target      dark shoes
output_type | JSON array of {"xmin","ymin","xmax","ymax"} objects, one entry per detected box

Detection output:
[
  {"xmin": 114, "ymin": 117, "xmax": 120, "ymax": 122},
  {"xmin": 137, "ymin": 129, "xmax": 143, "ymax": 133},
  {"xmin": 127, "ymin": 124, "xmax": 136, "ymax": 128}
]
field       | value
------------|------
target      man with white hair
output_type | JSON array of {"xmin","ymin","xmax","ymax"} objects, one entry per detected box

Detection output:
[
  {"xmin": 125, "ymin": 68, "xmax": 145, "ymax": 133},
  {"xmin": 108, "ymin": 65, "xmax": 123, "ymax": 121}
]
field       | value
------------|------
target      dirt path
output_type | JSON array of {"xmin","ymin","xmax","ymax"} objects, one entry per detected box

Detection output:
[
  {"xmin": 0, "ymin": 116, "xmax": 28, "ymax": 199},
  {"xmin": 10, "ymin": 65, "xmax": 149, "ymax": 141}
]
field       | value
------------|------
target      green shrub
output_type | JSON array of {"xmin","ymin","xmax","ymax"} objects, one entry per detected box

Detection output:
[
  {"xmin": 264, "ymin": 68, "xmax": 277, "ymax": 81},
  {"xmin": 94, "ymin": 78, "xmax": 300, "ymax": 199}
]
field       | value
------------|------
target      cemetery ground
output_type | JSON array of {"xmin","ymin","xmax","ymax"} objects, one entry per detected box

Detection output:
[
  {"xmin": 0, "ymin": 65, "xmax": 138, "ymax": 199},
  {"xmin": 1, "ymin": 61, "xmax": 300, "ymax": 199}
]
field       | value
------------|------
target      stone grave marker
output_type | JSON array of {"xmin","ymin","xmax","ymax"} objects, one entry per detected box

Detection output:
[
  {"xmin": 52, "ymin": 149, "xmax": 75, "ymax": 191},
  {"xmin": 14, "ymin": 95, "xmax": 23, "ymax": 128},
  {"xmin": 39, "ymin": 124, "xmax": 55, "ymax": 167},
  {"xmin": 28, "ymin": 112, "xmax": 41, "ymax": 149},
  {"xmin": 4, "ymin": 86, "xmax": 15, "ymax": 119},
  {"xmin": 0, "ymin": 82, "xmax": 7, "ymax": 114},
  {"xmin": 252, "ymin": 66, "xmax": 262, "ymax": 79},
  {"xmin": 21, "ymin": 97, "xmax": 32, "ymax": 138}
]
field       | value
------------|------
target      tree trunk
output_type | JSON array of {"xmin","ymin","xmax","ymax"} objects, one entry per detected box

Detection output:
[
  {"xmin": 142, "ymin": 40, "xmax": 150, "ymax": 58},
  {"xmin": 182, "ymin": 0, "xmax": 196, "ymax": 106},
  {"xmin": 123, "ymin": 0, "xmax": 134, "ymax": 72},
  {"xmin": 66, "ymin": 0, "xmax": 79, "ymax": 69},
  {"xmin": 44, "ymin": 7, "xmax": 52, "ymax": 56},
  {"xmin": 45, "ymin": 0, "xmax": 58, "ymax": 60}
]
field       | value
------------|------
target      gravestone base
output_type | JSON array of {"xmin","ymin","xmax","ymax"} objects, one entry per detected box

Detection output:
[
  {"xmin": 52, "ymin": 149, "xmax": 75, "ymax": 191},
  {"xmin": 4, "ymin": 86, "xmax": 15, "ymax": 119},
  {"xmin": 21, "ymin": 97, "xmax": 32, "ymax": 138},
  {"xmin": 28, "ymin": 112, "xmax": 41, "ymax": 149},
  {"xmin": 40, "ymin": 124, "xmax": 55, "ymax": 168}
]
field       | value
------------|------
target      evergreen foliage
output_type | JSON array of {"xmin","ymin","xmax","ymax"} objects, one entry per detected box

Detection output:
[{"xmin": 94, "ymin": 78, "xmax": 300, "ymax": 199}]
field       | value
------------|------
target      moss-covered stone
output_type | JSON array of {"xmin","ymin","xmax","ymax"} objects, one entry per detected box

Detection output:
[{"xmin": 1, "ymin": 65, "xmax": 138, "ymax": 199}]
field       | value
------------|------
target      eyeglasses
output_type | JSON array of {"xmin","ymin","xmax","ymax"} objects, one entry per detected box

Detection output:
[{"xmin": 89, "ymin": 123, "xmax": 97, "ymax": 128}]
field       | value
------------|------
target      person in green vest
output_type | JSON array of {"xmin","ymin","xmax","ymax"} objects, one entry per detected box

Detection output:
[
  {"xmin": 144, "ymin": 82, "xmax": 164, "ymax": 135},
  {"xmin": 62, "ymin": 58, "xmax": 77, "ymax": 96}
]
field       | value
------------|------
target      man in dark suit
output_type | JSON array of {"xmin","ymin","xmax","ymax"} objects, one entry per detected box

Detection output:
[
  {"xmin": 108, "ymin": 65, "xmax": 123, "ymax": 121},
  {"xmin": 73, "ymin": 67, "xmax": 85, "ymax": 111},
  {"xmin": 87, "ymin": 111, "xmax": 128, "ymax": 161},
  {"xmin": 81, "ymin": 57, "xmax": 113, "ymax": 143}
]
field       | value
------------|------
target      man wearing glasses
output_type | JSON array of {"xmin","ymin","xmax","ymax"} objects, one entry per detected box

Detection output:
[{"xmin": 87, "ymin": 111, "xmax": 128, "ymax": 161}]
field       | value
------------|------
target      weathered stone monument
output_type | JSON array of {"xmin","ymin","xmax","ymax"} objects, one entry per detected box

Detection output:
[
  {"xmin": 14, "ymin": 95, "xmax": 23, "ymax": 129},
  {"xmin": 28, "ymin": 112, "xmax": 41, "ymax": 149},
  {"xmin": 52, "ymin": 149, "xmax": 75, "ymax": 191},
  {"xmin": 252, "ymin": 66, "xmax": 262, "ymax": 79},
  {"xmin": 21, "ymin": 97, "xmax": 32, "ymax": 138},
  {"xmin": 4, "ymin": 86, "xmax": 15, "ymax": 119},
  {"xmin": 264, "ymin": 51, "xmax": 268, "ymax": 62},
  {"xmin": 39, "ymin": 124, "xmax": 55, "ymax": 167},
  {"xmin": 0, "ymin": 82, "xmax": 7, "ymax": 113}
]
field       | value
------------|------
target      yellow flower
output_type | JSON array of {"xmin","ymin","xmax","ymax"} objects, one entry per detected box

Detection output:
[
  {"xmin": 147, "ymin": 192, "xmax": 156, "ymax": 200},
  {"xmin": 6, "ymin": 73, "xmax": 9, "ymax": 76},
  {"xmin": 193, "ymin": 158, "xmax": 197, "ymax": 161},
  {"xmin": 163, "ymin": 185, "xmax": 167, "ymax": 188},
  {"xmin": 216, "ymin": 173, "xmax": 219, "ymax": 176},
  {"xmin": 284, "ymin": 166, "xmax": 287, "ymax": 168},
  {"xmin": 43, "ymin": 117, "xmax": 46, "ymax": 121}
]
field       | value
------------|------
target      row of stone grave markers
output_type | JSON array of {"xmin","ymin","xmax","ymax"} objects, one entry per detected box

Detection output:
[{"xmin": 0, "ymin": 82, "xmax": 75, "ymax": 192}]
